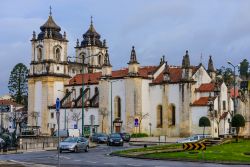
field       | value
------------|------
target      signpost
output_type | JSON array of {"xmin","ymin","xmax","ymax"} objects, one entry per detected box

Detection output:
[
  {"xmin": 134, "ymin": 118, "xmax": 139, "ymax": 127},
  {"xmin": 183, "ymin": 143, "xmax": 206, "ymax": 151},
  {"xmin": 55, "ymin": 98, "xmax": 60, "ymax": 167}
]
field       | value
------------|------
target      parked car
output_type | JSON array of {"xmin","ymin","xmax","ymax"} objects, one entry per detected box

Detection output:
[
  {"xmin": 59, "ymin": 137, "xmax": 89, "ymax": 153},
  {"xmin": 176, "ymin": 134, "xmax": 212, "ymax": 143},
  {"xmin": 107, "ymin": 133, "xmax": 123, "ymax": 146},
  {"xmin": 90, "ymin": 133, "xmax": 108, "ymax": 143},
  {"xmin": 53, "ymin": 129, "xmax": 80, "ymax": 137},
  {"xmin": 119, "ymin": 133, "xmax": 131, "ymax": 142}
]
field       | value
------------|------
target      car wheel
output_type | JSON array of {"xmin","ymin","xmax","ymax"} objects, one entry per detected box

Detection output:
[
  {"xmin": 85, "ymin": 146, "xmax": 89, "ymax": 152},
  {"xmin": 121, "ymin": 143, "xmax": 124, "ymax": 146},
  {"xmin": 60, "ymin": 150, "xmax": 62, "ymax": 153},
  {"xmin": 74, "ymin": 146, "xmax": 78, "ymax": 153}
]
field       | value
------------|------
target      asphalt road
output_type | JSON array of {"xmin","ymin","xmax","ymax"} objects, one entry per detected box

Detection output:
[{"xmin": 0, "ymin": 143, "xmax": 248, "ymax": 167}]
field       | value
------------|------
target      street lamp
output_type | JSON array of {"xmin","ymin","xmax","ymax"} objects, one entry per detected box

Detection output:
[
  {"xmin": 227, "ymin": 61, "xmax": 239, "ymax": 116},
  {"xmin": 68, "ymin": 54, "xmax": 97, "ymax": 137}
]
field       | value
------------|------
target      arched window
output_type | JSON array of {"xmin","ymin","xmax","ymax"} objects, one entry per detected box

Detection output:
[
  {"xmin": 157, "ymin": 105, "xmax": 163, "ymax": 128},
  {"xmin": 169, "ymin": 104, "xmax": 176, "ymax": 126},
  {"xmin": 37, "ymin": 48, "xmax": 42, "ymax": 62},
  {"xmin": 55, "ymin": 48, "xmax": 61, "ymax": 62},
  {"xmin": 98, "ymin": 55, "xmax": 102, "ymax": 65},
  {"xmin": 114, "ymin": 96, "xmax": 121, "ymax": 119}
]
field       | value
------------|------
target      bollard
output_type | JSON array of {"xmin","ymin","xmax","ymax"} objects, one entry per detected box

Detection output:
[
  {"xmin": 43, "ymin": 142, "xmax": 44, "ymax": 149},
  {"xmin": 26, "ymin": 142, "xmax": 27, "ymax": 150},
  {"xmin": 158, "ymin": 136, "xmax": 160, "ymax": 145},
  {"xmin": 165, "ymin": 135, "xmax": 166, "ymax": 143},
  {"xmin": 144, "ymin": 144, "xmax": 147, "ymax": 148}
]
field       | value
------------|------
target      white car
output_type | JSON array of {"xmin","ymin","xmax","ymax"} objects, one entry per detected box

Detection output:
[{"xmin": 176, "ymin": 134, "xmax": 212, "ymax": 143}]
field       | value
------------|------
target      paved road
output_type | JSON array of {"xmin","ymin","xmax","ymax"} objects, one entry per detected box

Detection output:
[{"xmin": 0, "ymin": 143, "xmax": 248, "ymax": 167}]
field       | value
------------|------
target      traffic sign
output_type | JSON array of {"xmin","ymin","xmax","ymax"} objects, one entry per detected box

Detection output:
[
  {"xmin": 134, "ymin": 118, "xmax": 139, "ymax": 127},
  {"xmin": 74, "ymin": 124, "xmax": 77, "ymax": 129},
  {"xmin": 183, "ymin": 143, "xmax": 206, "ymax": 151},
  {"xmin": 56, "ymin": 98, "xmax": 60, "ymax": 112}
]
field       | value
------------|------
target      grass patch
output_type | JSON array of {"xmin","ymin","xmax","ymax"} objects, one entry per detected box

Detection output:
[
  {"xmin": 113, "ymin": 144, "xmax": 181, "ymax": 155},
  {"xmin": 143, "ymin": 140, "xmax": 250, "ymax": 163}
]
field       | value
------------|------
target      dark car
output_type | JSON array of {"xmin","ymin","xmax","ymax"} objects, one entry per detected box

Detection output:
[
  {"xmin": 90, "ymin": 133, "xmax": 108, "ymax": 143},
  {"xmin": 119, "ymin": 133, "xmax": 131, "ymax": 142},
  {"xmin": 107, "ymin": 133, "xmax": 123, "ymax": 146}
]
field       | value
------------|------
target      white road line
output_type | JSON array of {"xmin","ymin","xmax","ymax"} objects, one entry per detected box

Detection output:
[
  {"xmin": 127, "ymin": 164, "xmax": 142, "ymax": 167},
  {"xmin": 86, "ymin": 161, "xmax": 97, "ymax": 163},
  {"xmin": 104, "ymin": 162, "xmax": 116, "ymax": 165}
]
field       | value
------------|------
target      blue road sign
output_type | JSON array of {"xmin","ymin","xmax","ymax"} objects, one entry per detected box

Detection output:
[
  {"xmin": 134, "ymin": 118, "xmax": 139, "ymax": 127},
  {"xmin": 74, "ymin": 124, "xmax": 77, "ymax": 129},
  {"xmin": 56, "ymin": 98, "xmax": 60, "ymax": 112}
]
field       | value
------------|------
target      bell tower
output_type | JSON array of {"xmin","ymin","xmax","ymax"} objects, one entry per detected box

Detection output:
[
  {"xmin": 75, "ymin": 17, "xmax": 107, "ymax": 73},
  {"xmin": 28, "ymin": 8, "xmax": 70, "ymax": 134}
]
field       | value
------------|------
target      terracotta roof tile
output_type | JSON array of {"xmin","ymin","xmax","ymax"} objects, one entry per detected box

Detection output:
[
  {"xmin": 196, "ymin": 83, "xmax": 215, "ymax": 92},
  {"xmin": 191, "ymin": 96, "xmax": 215, "ymax": 106},
  {"xmin": 153, "ymin": 66, "xmax": 199, "ymax": 84},
  {"xmin": 69, "ymin": 66, "xmax": 158, "ymax": 85},
  {"xmin": 0, "ymin": 99, "xmax": 22, "ymax": 107}
]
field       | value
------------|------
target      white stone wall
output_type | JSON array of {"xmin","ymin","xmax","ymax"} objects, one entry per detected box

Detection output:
[{"xmin": 34, "ymin": 81, "xmax": 42, "ymax": 126}]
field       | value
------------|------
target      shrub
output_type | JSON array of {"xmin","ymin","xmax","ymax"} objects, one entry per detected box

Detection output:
[
  {"xmin": 131, "ymin": 133, "xmax": 148, "ymax": 138},
  {"xmin": 232, "ymin": 114, "xmax": 245, "ymax": 142}
]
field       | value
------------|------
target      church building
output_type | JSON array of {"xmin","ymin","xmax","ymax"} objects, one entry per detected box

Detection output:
[{"xmin": 28, "ymin": 11, "xmax": 234, "ymax": 137}]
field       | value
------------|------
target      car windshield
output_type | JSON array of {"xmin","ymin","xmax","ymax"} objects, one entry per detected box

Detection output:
[
  {"xmin": 63, "ymin": 137, "xmax": 78, "ymax": 143},
  {"xmin": 110, "ymin": 133, "xmax": 121, "ymax": 138},
  {"xmin": 98, "ymin": 133, "xmax": 107, "ymax": 137}
]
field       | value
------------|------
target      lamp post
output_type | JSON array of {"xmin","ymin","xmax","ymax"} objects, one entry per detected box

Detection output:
[
  {"xmin": 68, "ymin": 54, "xmax": 96, "ymax": 137},
  {"xmin": 227, "ymin": 61, "xmax": 239, "ymax": 116},
  {"xmin": 208, "ymin": 93, "xmax": 214, "ymax": 136}
]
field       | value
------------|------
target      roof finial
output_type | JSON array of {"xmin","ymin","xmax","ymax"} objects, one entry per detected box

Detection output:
[
  {"xmin": 49, "ymin": 6, "xmax": 52, "ymax": 16},
  {"xmin": 90, "ymin": 16, "xmax": 93, "ymax": 25}
]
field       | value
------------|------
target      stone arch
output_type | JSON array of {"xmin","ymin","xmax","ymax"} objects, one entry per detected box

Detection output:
[
  {"xmin": 98, "ymin": 53, "xmax": 103, "ymax": 65},
  {"xmin": 114, "ymin": 96, "xmax": 121, "ymax": 119},
  {"xmin": 156, "ymin": 105, "xmax": 163, "ymax": 128},
  {"xmin": 37, "ymin": 47, "xmax": 42, "ymax": 62},
  {"xmin": 53, "ymin": 45, "xmax": 62, "ymax": 62},
  {"xmin": 168, "ymin": 104, "xmax": 176, "ymax": 126}
]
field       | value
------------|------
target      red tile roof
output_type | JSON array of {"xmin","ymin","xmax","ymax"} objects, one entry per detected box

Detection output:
[
  {"xmin": 195, "ymin": 83, "xmax": 215, "ymax": 92},
  {"xmin": 191, "ymin": 96, "xmax": 215, "ymax": 106},
  {"xmin": 0, "ymin": 99, "xmax": 22, "ymax": 107},
  {"xmin": 69, "ymin": 66, "xmax": 158, "ymax": 85},
  {"xmin": 153, "ymin": 66, "xmax": 199, "ymax": 84}
]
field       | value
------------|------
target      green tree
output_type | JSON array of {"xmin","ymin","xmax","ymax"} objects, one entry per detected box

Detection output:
[
  {"xmin": 217, "ymin": 66, "xmax": 234, "ymax": 86},
  {"xmin": 239, "ymin": 59, "xmax": 249, "ymax": 79},
  {"xmin": 8, "ymin": 63, "xmax": 28, "ymax": 105},
  {"xmin": 232, "ymin": 114, "xmax": 245, "ymax": 142},
  {"xmin": 199, "ymin": 116, "xmax": 211, "ymax": 138}
]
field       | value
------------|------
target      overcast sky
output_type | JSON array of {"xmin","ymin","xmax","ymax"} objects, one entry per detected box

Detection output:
[{"xmin": 0, "ymin": 0, "xmax": 249, "ymax": 95}]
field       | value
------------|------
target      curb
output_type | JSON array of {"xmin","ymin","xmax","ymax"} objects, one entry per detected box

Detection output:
[{"xmin": 110, "ymin": 152, "xmax": 250, "ymax": 165}]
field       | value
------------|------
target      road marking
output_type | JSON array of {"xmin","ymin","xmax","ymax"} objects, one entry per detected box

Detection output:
[
  {"xmin": 86, "ymin": 161, "xmax": 97, "ymax": 163},
  {"xmin": 104, "ymin": 162, "xmax": 116, "ymax": 165},
  {"xmin": 60, "ymin": 156, "xmax": 71, "ymax": 159},
  {"xmin": 74, "ymin": 160, "xmax": 81, "ymax": 161},
  {"xmin": 127, "ymin": 164, "xmax": 142, "ymax": 167}
]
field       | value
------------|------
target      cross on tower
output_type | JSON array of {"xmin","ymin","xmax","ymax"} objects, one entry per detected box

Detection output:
[
  {"xmin": 49, "ymin": 6, "xmax": 52, "ymax": 16},
  {"xmin": 90, "ymin": 16, "xmax": 93, "ymax": 24}
]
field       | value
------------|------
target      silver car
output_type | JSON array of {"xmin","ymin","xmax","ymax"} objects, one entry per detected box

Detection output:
[{"xmin": 59, "ymin": 137, "xmax": 89, "ymax": 153}]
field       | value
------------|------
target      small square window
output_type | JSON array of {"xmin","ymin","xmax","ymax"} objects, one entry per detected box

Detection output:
[{"xmin": 57, "ymin": 66, "xmax": 60, "ymax": 71}]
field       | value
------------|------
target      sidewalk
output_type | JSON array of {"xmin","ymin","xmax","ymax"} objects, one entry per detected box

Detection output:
[{"xmin": 130, "ymin": 136, "xmax": 183, "ymax": 143}]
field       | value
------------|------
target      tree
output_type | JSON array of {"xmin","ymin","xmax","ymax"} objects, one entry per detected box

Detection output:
[
  {"xmin": 232, "ymin": 114, "xmax": 245, "ymax": 142},
  {"xmin": 216, "ymin": 66, "xmax": 234, "ymax": 86},
  {"xmin": 199, "ymin": 117, "xmax": 211, "ymax": 138},
  {"xmin": 71, "ymin": 111, "xmax": 82, "ymax": 128},
  {"xmin": 127, "ymin": 113, "xmax": 149, "ymax": 134},
  {"xmin": 8, "ymin": 63, "xmax": 28, "ymax": 105},
  {"xmin": 239, "ymin": 59, "xmax": 249, "ymax": 79},
  {"xmin": 99, "ymin": 108, "xmax": 108, "ymax": 133}
]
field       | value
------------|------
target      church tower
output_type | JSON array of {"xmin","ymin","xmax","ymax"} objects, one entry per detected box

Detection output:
[
  {"xmin": 28, "ymin": 9, "xmax": 70, "ymax": 134},
  {"xmin": 75, "ymin": 17, "xmax": 107, "ymax": 73},
  {"xmin": 207, "ymin": 55, "xmax": 216, "ymax": 81},
  {"xmin": 181, "ymin": 50, "xmax": 192, "ymax": 80}
]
